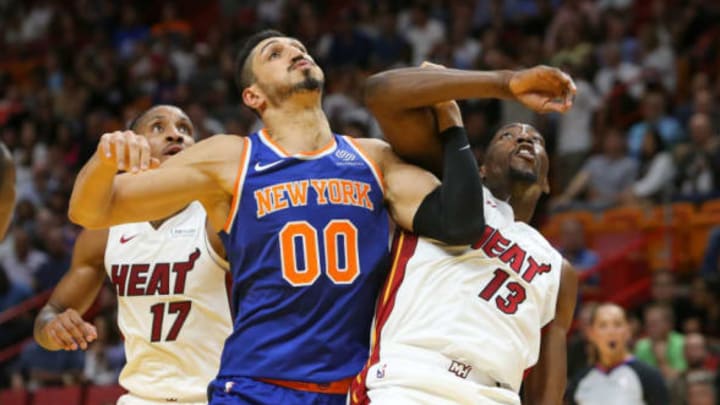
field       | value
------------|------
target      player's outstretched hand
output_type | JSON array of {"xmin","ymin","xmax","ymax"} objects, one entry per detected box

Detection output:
[
  {"xmin": 509, "ymin": 66, "xmax": 576, "ymax": 114},
  {"xmin": 98, "ymin": 131, "xmax": 160, "ymax": 173},
  {"xmin": 41, "ymin": 308, "xmax": 98, "ymax": 351}
]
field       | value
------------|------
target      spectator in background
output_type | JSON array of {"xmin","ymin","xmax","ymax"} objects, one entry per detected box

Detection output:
[
  {"xmin": 10, "ymin": 341, "xmax": 84, "ymax": 390},
  {"xmin": 627, "ymin": 89, "xmax": 684, "ymax": 158},
  {"xmin": 317, "ymin": 8, "xmax": 372, "ymax": 69},
  {"xmin": 1, "ymin": 227, "xmax": 48, "ymax": 291},
  {"xmin": 551, "ymin": 128, "xmax": 638, "ymax": 212},
  {"xmin": 33, "ymin": 226, "xmax": 71, "ymax": 293},
  {"xmin": 554, "ymin": 61, "xmax": 601, "ymax": 189},
  {"xmin": 368, "ymin": 6, "xmax": 411, "ymax": 70},
  {"xmin": 700, "ymin": 226, "xmax": 720, "ymax": 282},
  {"xmin": 685, "ymin": 371, "xmax": 717, "ymax": 405},
  {"xmin": 594, "ymin": 42, "xmax": 643, "ymax": 100},
  {"xmin": 0, "ymin": 264, "xmax": 33, "ymax": 347},
  {"xmin": 398, "ymin": 2, "xmax": 445, "ymax": 65},
  {"xmin": 675, "ymin": 113, "xmax": 720, "ymax": 200},
  {"xmin": 83, "ymin": 315, "xmax": 124, "ymax": 386},
  {"xmin": 671, "ymin": 333, "xmax": 719, "ymax": 405},
  {"xmin": 635, "ymin": 303, "xmax": 687, "ymax": 383},
  {"xmin": 567, "ymin": 302, "xmax": 598, "ymax": 380},
  {"xmin": 619, "ymin": 126, "xmax": 676, "ymax": 205},
  {"xmin": 559, "ymin": 219, "xmax": 600, "ymax": 295},
  {"xmin": 566, "ymin": 303, "xmax": 669, "ymax": 405},
  {"xmin": 638, "ymin": 23, "xmax": 676, "ymax": 93}
]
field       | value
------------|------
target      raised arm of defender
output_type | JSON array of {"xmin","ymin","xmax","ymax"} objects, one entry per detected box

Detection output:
[
  {"xmin": 365, "ymin": 65, "xmax": 576, "ymax": 173},
  {"xmin": 68, "ymin": 133, "xmax": 240, "ymax": 230}
]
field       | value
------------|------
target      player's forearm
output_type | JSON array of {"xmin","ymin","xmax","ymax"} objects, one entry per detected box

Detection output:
[
  {"xmin": 413, "ymin": 126, "xmax": 485, "ymax": 244},
  {"xmin": 365, "ymin": 68, "xmax": 514, "ymax": 112},
  {"xmin": 68, "ymin": 154, "xmax": 118, "ymax": 229}
]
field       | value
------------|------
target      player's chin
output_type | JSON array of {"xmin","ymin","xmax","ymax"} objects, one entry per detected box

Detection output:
[{"xmin": 508, "ymin": 165, "xmax": 538, "ymax": 184}]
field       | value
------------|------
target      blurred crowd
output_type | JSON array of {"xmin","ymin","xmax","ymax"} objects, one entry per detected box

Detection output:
[{"xmin": 1, "ymin": 0, "xmax": 720, "ymax": 403}]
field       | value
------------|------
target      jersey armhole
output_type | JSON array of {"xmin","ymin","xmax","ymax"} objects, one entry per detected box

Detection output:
[
  {"xmin": 344, "ymin": 136, "xmax": 385, "ymax": 195},
  {"xmin": 222, "ymin": 136, "xmax": 252, "ymax": 233},
  {"xmin": 203, "ymin": 219, "xmax": 229, "ymax": 272}
]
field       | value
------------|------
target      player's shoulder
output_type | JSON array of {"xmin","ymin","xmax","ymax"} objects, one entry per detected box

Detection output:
[
  {"xmin": 349, "ymin": 137, "xmax": 391, "ymax": 155},
  {"xmin": 515, "ymin": 221, "xmax": 558, "ymax": 253},
  {"xmin": 198, "ymin": 134, "xmax": 247, "ymax": 149}
]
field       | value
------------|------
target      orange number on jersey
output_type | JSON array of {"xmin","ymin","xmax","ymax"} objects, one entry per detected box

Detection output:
[
  {"xmin": 279, "ymin": 220, "xmax": 360, "ymax": 286},
  {"xmin": 280, "ymin": 221, "xmax": 321, "ymax": 286},
  {"xmin": 324, "ymin": 220, "xmax": 360, "ymax": 284}
]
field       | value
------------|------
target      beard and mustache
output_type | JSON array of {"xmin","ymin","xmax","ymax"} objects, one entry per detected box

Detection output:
[{"xmin": 257, "ymin": 68, "xmax": 324, "ymax": 107}]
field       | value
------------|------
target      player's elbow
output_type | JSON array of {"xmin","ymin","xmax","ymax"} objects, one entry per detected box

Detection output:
[
  {"xmin": 363, "ymin": 73, "xmax": 390, "ymax": 111},
  {"xmin": 68, "ymin": 207, "xmax": 109, "ymax": 230}
]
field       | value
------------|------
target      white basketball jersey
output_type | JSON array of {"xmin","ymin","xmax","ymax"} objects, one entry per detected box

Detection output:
[
  {"xmin": 372, "ymin": 187, "xmax": 563, "ymax": 395},
  {"xmin": 105, "ymin": 201, "xmax": 232, "ymax": 402}
]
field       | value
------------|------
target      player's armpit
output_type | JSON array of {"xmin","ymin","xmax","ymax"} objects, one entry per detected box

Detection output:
[
  {"xmin": 522, "ymin": 261, "xmax": 578, "ymax": 405},
  {"xmin": 34, "ymin": 229, "xmax": 108, "ymax": 351}
]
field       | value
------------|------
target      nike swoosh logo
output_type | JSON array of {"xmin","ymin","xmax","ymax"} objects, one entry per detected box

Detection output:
[
  {"xmin": 254, "ymin": 160, "xmax": 284, "ymax": 171},
  {"xmin": 120, "ymin": 234, "xmax": 138, "ymax": 244},
  {"xmin": 459, "ymin": 145, "xmax": 471, "ymax": 151}
]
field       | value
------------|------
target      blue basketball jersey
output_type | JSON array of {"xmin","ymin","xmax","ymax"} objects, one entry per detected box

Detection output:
[{"xmin": 218, "ymin": 129, "xmax": 390, "ymax": 383}]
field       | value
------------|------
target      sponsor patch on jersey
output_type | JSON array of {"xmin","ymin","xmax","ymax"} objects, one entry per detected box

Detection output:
[
  {"xmin": 170, "ymin": 227, "xmax": 197, "ymax": 239},
  {"xmin": 333, "ymin": 148, "xmax": 364, "ymax": 166}
]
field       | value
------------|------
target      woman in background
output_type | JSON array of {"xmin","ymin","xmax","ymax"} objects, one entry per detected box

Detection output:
[{"xmin": 566, "ymin": 303, "xmax": 669, "ymax": 405}]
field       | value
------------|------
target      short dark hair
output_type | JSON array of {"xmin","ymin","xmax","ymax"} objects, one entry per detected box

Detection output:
[
  {"xmin": 235, "ymin": 29, "xmax": 286, "ymax": 93},
  {"xmin": 126, "ymin": 105, "xmax": 196, "ymax": 138}
]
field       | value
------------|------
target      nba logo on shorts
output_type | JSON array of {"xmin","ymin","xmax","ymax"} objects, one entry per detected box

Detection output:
[
  {"xmin": 224, "ymin": 381, "xmax": 235, "ymax": 393},
  {"xmin": 376, "ymin": 363, "xmax": 387, "ymax": 379},
  {"xmin": 448, "ymin": 360, "xmax": 472, "ymax": 379}
]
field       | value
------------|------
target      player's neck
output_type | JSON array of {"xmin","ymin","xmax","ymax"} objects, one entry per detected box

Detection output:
[
  {"xmin": 488, "ymin": 181, "xmax": 539, "ymax": 223},
  {"xmin": 508, "ymin": 184, "xmax": 541, "ymax": 223},
  {"xmin": 263, "ymin": 102, "xmax": 333, "ymax": 155}
]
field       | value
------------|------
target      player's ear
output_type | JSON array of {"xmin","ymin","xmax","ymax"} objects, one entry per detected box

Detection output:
[
  {"xmin": 541, "ymin": 175, "xmax": 550, "ymax": 194},
  {"xmin": 242, "ymin": 85, "xmax": 265, "ymax": 112},
  {"xmin": 479, "ymin": 165, "xmax": 486, "ymax": 179}
]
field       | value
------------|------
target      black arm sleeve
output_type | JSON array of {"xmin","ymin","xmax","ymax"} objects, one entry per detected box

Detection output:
[{"xmin": 412, "ymin": 126, "xmax": 485, "ymax": 245}]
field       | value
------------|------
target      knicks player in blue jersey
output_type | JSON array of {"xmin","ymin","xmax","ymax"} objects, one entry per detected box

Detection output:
[{"xmin": 68, "ymin": 30, "xmax": 577, "ymax": 404}]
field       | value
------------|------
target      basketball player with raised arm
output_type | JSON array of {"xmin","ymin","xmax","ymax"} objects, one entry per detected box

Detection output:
[
  {"xmin": 35, "ymin": 105, "xmax": 232, "ymax": 405},
  {"xmin": 68, "ymin": 30, "xmax": 575, "ymax": 404},
  {"xmin": 349, "ymin": 65, "xmax": 578, "ymax": 405}
]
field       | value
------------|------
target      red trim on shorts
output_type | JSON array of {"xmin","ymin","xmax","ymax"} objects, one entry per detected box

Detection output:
[
  {"xmin": 350, "ymin": 230, "xmax": 418, "ymax": 404},
  {"xmin": 257, "ymin": 377, "xmax": 353, "ymax": 395}
]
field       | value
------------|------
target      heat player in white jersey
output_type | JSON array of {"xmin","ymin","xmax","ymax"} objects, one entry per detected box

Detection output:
[
  {"xmin": 34, "ymin": 105, "xmax": 233, "ymax": 405},
  {"xmin": 351, "ymin": 121, "xmax": 579, "ymax": 405}
]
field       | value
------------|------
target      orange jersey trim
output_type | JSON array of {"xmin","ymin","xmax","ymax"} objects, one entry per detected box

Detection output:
[
  {"xmin": 344, "ymin": 137, "xmax": 385, "ymax": 195},
  {"xmin": 223, "ymin": 137, "xmax": 251, "ymax": 232},
  {"xmin": 259, "ymin": 128, "xmax": 337, "ymax": 158}
]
